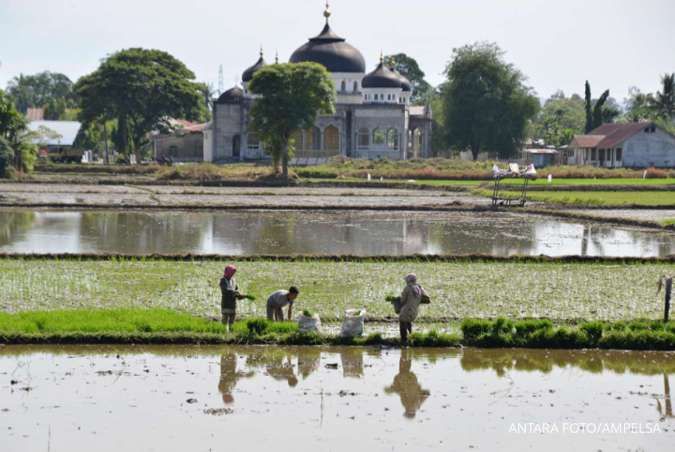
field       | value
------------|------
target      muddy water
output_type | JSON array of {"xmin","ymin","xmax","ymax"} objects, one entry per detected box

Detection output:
[
  {"xmin": 1, "ymin": 346, "xmax": 673, "ymax": 451},
  {"xmin": 1, "ymin": 208, "xmax": 673, "ymax": 257}
]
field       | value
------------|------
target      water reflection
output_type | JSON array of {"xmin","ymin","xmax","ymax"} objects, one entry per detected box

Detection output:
[
  {"xmin": 384, "ymin": 349, "xmax": 431, "ymax": 418},
  {"xmin": 0, "ymin": 208, "xmax": 672, "ymax": 257},
  {"xmin": 218, "ymin": 352, "xmax": 254, "ymax": 405}
]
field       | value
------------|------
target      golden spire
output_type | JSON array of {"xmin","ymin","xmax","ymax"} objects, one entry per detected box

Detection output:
[
  {"xmin": 323, "ymin": 1, "xmax": 331, "ymax": 22},
  {"xmin": 259, "ymin": 45, "xmax": 264, "ymax": 58},
  {"xmin": 379, "ymin": 51, "xmax": 384, "ymax": 64},
  {"xmin": 275, "ymin": 50, "xmax": 279, "ymax": 64}
]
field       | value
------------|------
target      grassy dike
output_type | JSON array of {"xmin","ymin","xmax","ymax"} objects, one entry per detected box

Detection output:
[{"xmin": 1, "ymin": 309, "xmax": 674, "ymax": 350}]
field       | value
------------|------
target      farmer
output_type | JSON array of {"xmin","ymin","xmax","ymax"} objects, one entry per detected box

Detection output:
[
  {"xmin": 219, "ymin": 264, "xmax": 248, "ymax": 329},
  {"xmin": 266, "ymin": 287, "xmax": 299, "ymax": 321},
  {"xmin": 398, "ymin": 273, "xmax": 427, "ymax": 346}
]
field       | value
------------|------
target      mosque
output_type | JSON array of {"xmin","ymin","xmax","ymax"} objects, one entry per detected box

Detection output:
[{"xmin": 203, "ymin": 4, "xmax": 432, "ymax": 162}]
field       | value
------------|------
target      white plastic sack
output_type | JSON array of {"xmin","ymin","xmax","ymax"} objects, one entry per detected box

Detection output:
[
  {"xmin": 297, "ymin": 314, "xmax": 321, "ymax": 333},
  {"xmin": 340, "ymin": 309, "xmax": 366, "ymax": 338}
]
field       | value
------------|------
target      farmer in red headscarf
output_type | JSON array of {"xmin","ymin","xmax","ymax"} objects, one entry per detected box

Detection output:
[{"xmin": 220, "ymin": 264, "xmax": 252, "ymax": 330}]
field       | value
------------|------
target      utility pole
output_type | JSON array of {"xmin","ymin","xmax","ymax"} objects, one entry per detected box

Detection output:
[{"xmin": 102, "ymin": 121, "xmax": 110, "ymax": 165}]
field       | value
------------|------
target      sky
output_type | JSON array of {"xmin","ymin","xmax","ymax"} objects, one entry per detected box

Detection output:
[{"xmin": 0, "ymin": 0, "xmax": 673, "ymax": 103}]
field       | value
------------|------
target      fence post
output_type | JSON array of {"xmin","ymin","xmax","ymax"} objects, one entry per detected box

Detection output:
[{"xmin": 665, "ymin": 277, "xmax": 672, "ymax": 323}]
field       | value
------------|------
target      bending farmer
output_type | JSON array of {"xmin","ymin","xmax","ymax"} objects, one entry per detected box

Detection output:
[{"xmin": 266, "ymin": 287, "xmax": 299, "ymax": 321}]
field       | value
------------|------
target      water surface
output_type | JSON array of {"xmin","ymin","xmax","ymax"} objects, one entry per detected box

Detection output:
[
  {"xmin": 0, "ymin": 208, "xmax": 672, "ymax": 257},
  {"xmin": 1, "ymin": 346, "xmax": 673, "ymax": 451}
]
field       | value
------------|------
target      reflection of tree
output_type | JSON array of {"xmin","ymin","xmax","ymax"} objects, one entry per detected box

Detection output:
[
  {"xmin": 0, "ymin": 210, "xmax": 36, "ymax": 247},
  {"xmin": 656, "ymin": 374, "xmax": 673, "ymax": 421},
  {"xmin": 218, "ymin": 352, "xmax": 254, "ymax": 405},
  {"xmin": 460, "ymin": 348, "xmax": 675, "ymax": 376},
  {"xmin": 384, "ymin": 349, "xmax": 430, "ymax": 418},
  {"xmin": 80, "ymin": 211, "xmax": 208, "ymax": 254},
  {"xmin": 340, "ymin": 348, "xmax": 364, "ymax": 378}
]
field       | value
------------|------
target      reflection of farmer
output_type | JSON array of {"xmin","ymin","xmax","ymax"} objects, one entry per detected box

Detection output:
[
  {"xmin": 266, "ymin": 287, "xmax": 299, "ymax": 321},
  {"xmin": 385, "ymin": 349, "xmax": 430, "ymax": 418},
  {"xmin": 218, "ymin": 352, "xmax": 254, "ymax": 405},
  {"xmin": 266, "ymin": 355, "xmax": 298, "ymax": 387},
  {"xmin": 398, "ymin": 273, "xmax": 427, "ymax": 346},
  {"xmin": 298, "ymin": 349, "xmax": 321, "ymax": 379}
]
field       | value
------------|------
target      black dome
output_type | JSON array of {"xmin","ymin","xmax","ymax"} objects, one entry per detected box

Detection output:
[
  {"xmin": 394, "ymin": 70, "xmax": 412, "ymax": 92},
  {"xmin": 215, "ymin": 86, "xmax": 243, "ymax": 104},
  {"xmin": 289, "ymin": 23, "xmax": 365, "ymax": 73},
  {"xmin": 362, "ymin": 62, "xmax": 403, "ymax": 89},
  {"xmin": 242, "ymin": 53, "xmax": 266, "ymax": 83}
]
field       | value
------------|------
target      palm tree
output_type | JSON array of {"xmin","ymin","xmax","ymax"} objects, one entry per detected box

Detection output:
[{"xmin": 650, "ymin": 73, "xmax": 675, "ymax": 120}]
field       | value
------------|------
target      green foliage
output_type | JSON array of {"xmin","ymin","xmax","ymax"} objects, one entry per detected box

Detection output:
[
  {"xmin": 623, "ymin": 87, "xmax": 656, "ymax": 122},
  {"xmin": 383, "ymin": 53, "xmax": 432, "ymax": 104},
  {"xmin": 5, "ymin": 71, "xmax": 76, "ymax": 114},
  {"xmin": 442, "ymin": 42, "xmax": 539, "ymax": 159},
  {"xmin": 584, "ymin": 81, "xmax": 619, "ymax": 132},
  {"xmin": 532, "ymin": 92, "xmax": 585, "ymax": 147},
  {"xmin": 248, "ymin": 62, "xmax": 336, "ymax": 177},
  {"xmin": 650, "ymin": 73, "xmax": 674, "ymax": 120},
  {"xmin": 74, "ymin": 48, "xmax": 204, "ymax": 158},
  {"xmin": 408, "ymin": 330, "xmax": 461, "ymax": 347}
]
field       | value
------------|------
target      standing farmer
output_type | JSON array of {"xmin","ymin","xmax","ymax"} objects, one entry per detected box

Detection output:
[
  {"xmin": 220, "ymin": 265, "xmax": 250, "ymax": 330},
  {"xmin": 398, "ymin": 274, "xmax": 427, "ymax": 346},
  {"xmin": 266, "ymin": 287, "xmax": 300, "ymax": 321}
]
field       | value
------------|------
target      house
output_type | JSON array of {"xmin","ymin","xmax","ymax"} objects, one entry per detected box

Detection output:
[
  {"xmin": 152, "ymin": 120, "xmax": 208, "ymax": 163},
  {"xmin": 27, "ymin": 120, "xmax": 82, "ymax": 162},
  {"xmin": 523, "ymin": 148, "xmax": 559, "ymax": 167},
  {"xmin": 569, "ymin": 122, "xmax": 675, "ymax": 168}
]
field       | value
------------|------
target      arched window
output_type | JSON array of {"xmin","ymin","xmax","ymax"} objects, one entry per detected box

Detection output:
[
  {"xmin": 353, "ymin": 81, "xmax": 358, "ymax": 92},
  {"xmin": 290, "ymin": 130, "xmax": 304, "ymax": 151},
  {"xmin": 247, "ymin": 132, "xmax": 260, "ymax": 150},
  {"xmin": 341, "ymin": 80, "xmax": 346, "ymax": 92},
  {"xmin": 372, "ymin": 128, "xmax": 386, "ymax": 146},
  {"xmin": 305, "ymin": 127, "xmax": 321, "ymax": 150},
  {"xmin": 387, "ymin": 128, "xmax": 398, "ymax": 150},
  {"xmin": 324, "ymin": 126, "xmax": 339, "ymax": 151},
  {"xmin": 357, "ymin": 128, "xmax": 369, "ymax": 149}
]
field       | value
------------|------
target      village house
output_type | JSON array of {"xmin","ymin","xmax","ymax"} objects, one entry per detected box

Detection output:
[{"xmin": 568, "ymin": 122, "xmax": 675, "ymax": 168}]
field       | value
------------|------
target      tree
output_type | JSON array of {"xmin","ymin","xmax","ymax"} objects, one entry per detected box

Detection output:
[
  {"xmin": 584, "ymin": 81, "xmax": 618, "ymax": 132},
  {"xmin": 248, "ymin": 62, "xmax": 335, "ymax": 178},
  {"xmin": 0, "ymin": 89, "xmax": 39, "ymax": 176},
  {"xmin": 441, "ymin": 42, "xmax": 539, "ymax": 160},
  {"xmin": 6, "ymin": 71, "xmax": 76, "ymax": 114},
  {"xmin": 74, "ymin": 48, "xmax": 204, "ymax": 162},
  {"xmin": 623, "ymin": 87, "xmax": 655, "ymax": 122},
  {"xmin": 383, "ymin": 53, "xmax": 432, "ymax": 104},
  {"xmin": 650, "ymin": 73, "xmax": 675, "ymax": 120},
  {"xmin": 532, "ymin": 92, "xmax": 585, "ymax": 147}
]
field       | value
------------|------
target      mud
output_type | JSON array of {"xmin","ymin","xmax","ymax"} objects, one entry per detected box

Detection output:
[{"xmin": 0, "ymin": 345, "xmax": 673, "ymax": 451}]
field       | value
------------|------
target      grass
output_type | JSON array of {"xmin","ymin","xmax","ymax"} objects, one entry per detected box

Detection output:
[
  {"xmin": 1, "ymin": 309, "xmax": 673, "ymax": 349},
  {"xmin": 0, "ymin": 258, "xmax": 673, "ymax": 322},
  {"xmin": 474, "ymin": 188, "xmax": 675, "ymax": 207},
  {"xmin": 34, "ymin": 160, "xmax": 675, "ymax": 183}
]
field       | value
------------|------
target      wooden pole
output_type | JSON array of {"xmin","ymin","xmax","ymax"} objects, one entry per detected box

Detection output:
[{"xmin": 665, "ymin": 277, "xmax": 672, "ymax": 323}]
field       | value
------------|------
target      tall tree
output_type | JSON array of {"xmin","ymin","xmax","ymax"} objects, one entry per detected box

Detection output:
[
  {"xmin": 441, "ymin": 42, "xmax": 539, "ymax": 160},
  {"xmin": 532, "ymin": 92, "xmax": 585, "ymax": 147},
  {"xmin": 584, "ymin": 81, "xmax": 617, "ymax": 132},
  {"xmin": 248, "ymin": 62, "xmax": 335, "ymax": 178},
  {"xmin": 74, "ymin": 48, "xmax": 204, "ymax": 162},
  {"xmin": 383, "ymin": 53, "xmax": 432, "ymax": 104},
  {"xmin": 6, "ymin": 71, "xmax": 76, "ymax": 114},
  {"xmin": 650, "ymin": 73, "xmax": 675, "ymax": 120}
]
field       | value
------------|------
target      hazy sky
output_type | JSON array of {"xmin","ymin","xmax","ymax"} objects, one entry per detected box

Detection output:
[{"xmin": 1, "ymin": 0, "xmax": 673, "ymax": 102}]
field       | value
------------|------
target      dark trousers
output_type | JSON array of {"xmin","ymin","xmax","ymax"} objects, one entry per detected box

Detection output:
[{"xmin": 399, "ymin": 321, "xmax": 412, "ymax": 344}]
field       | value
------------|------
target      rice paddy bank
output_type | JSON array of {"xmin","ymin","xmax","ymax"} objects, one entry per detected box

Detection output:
[
  {"xmin": 1, "ymin": 310, "xmax": 674, "ymax": 350},
  {"xmin": 1, "ymin": 257, "xmax": 673, "ymax": 322}
]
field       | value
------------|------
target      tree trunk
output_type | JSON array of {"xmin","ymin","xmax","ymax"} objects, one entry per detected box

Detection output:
[
  {"xmin": 470, "ymin": 143, "xmax": 480, "ymax": 161},
  {"xmin": 282, "ymin": 143, "xmax": 289, "ymax": 180}
]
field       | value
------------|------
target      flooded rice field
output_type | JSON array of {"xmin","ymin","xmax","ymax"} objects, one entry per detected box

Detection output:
[
  {"xmin": 0, "ymin": 208, "xmax": 673, "ymax": 257},
  {"xmin": 1, "ymin": 345, "xmax": 673, "ymax": 451}
]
